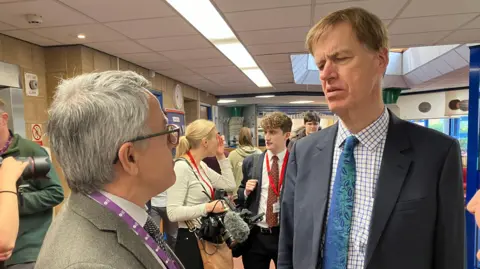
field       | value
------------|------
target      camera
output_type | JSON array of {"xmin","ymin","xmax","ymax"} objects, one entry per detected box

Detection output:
[
  {"xmin": 194, "ymin": 189, "xmax": 264, "ymax": 249},
  {"xmin": 0, "ymin": 156, "xmax": 51, "ymax": 179}
]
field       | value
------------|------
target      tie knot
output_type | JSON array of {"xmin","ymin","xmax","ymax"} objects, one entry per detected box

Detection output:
[
  {"xmin": 344, "ymin": 136, "xmax": 359, "ymax": 152},
  {"xmin": 272, "ymin": 155, "xmax": 279, "ymax": 161}
]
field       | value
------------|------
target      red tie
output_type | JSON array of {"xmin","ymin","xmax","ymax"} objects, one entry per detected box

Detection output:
[{"xmin": 266, "ymin": 155, "xmax": 279, "ymax": 227}]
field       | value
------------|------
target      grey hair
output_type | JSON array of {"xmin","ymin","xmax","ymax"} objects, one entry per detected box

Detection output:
[{"xmin": 47, "ymin": 71, "xmax": 152, "ymax": 194}]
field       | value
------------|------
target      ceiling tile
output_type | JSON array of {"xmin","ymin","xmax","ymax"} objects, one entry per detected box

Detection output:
[
  {"xmin": 238, "ymin": 27, "xmax": 309, "ymax": 46},
  {"xmin": 247, "ymin": 42, "xmax": 306, "ymax": 55},
  {"xmin": 399, "ymin": 0, "xmax": 480, "ymax": 18},
  {"xmin": 161, "ymin": 48, "xmax": 223, "ymax": 61},
  {"xmin": 314, "ymin": 0, "xmax": 409, "ymax": 20},
  {"xmin": 255, "ymin": 54, "xmax": 291, "ymax": 64},
  {"xmin": 389, "ymin": 14, "xmax": 477, "ymax": 34},
  {"xmin": 58, "ymin": 0, "xmax": 176, "ymax": 22},
  {"xmin": 440, "ymin": 29, "xmax": 480, "ymax": 45},
  {"xmin": 264, "ymin": 69, "xmax": 294, "ymax": 77},
  {"xmin": 157, "ymin": 68, "xmax": 196, "ymax": 76},
  {"xmin": 178, "ymin": 58, "xmax": 232, "ymax": 68},
  {"xmin": 141, "ymin": 61, "xmax": 185, "ymax": 71},
  {"xmin": 168, "ymin": 74, "xmax": 206, "ymax": 83},
  {"xmin": 30, "ymin": 24, "xmax": 126, "ymax": 44},
  {"xmin": 224, "ymin": 6, "xmax": 311, "ymax": 32},
  {"xmin": 463, "ymin": 15, "xmax": 480, "ymax": 29},
  {"xmin": 389, "ymin": 32, "xmax": 450, "ymax": 47},
  {"xmin": 259, "ymin": 62, "xmax": 292, "ymax": 70},
  {"xmin": 0, "ymin": 21, "xmax": 15, "ymax": 31},
  {"xmin": 117, "ymin": 52, "xmax": 169, "ymax": 63},
  {"xmin": 0, "ymin": 0, "xmax": 94, "ymax": 29},
  {"xmin": 204, "ymin": 72, "xmax": 249, "ymax": 84},
  {"xmin": 137, "ymin": 35, "xmax": 212, "ymax": 51},
  {"xmin": 273, "ymin": 83, "xmax": 306, "ymax": 91},
  {"xmin": 192, "ymin": 66, "xmax": 239, "ymax": 75},
  {"xmin": 213, "ymin": 0, "xmax": 310, "ymax": 13},
  {"xmin": 106, "ymin": 17, "xmax": 196, "ymax": 39},
  {"xmin": 86, "ymin": 40, "xmax": 150, "ymax": 54},
  {"xmin": 1, "ymin": 30, "xmax": 61, "ymax": 46},
  {"xmin": 270, "ymin": 76, "xmax": 294, "ymax": 83}
]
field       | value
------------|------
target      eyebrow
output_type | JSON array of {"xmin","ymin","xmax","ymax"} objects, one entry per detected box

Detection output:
[{"xmin": 316, "ymin": 49, "xmax": 352, "ymax": 65}]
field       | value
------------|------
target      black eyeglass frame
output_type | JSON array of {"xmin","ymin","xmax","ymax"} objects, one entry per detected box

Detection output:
[{"xmin": 113, "ymin": 124, "xmax": 180, "ymax": 164}]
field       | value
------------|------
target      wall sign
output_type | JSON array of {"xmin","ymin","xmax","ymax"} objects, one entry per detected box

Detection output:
[
  {"xmin": 31, "ymin": 123, "xmax": 43, "ymax": 146},
  {"xmin": 24, "ymin": 73, "xmax": 39, "ymax": 97}
]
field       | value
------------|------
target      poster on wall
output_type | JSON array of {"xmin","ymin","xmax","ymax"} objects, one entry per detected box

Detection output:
[
  {"xmin": 166, "ymin": 109, "xmax": 185, "ymax": 157},
  {"xmin": 24, "ymin": 73, "xmax": 39, "ymax": 97}
]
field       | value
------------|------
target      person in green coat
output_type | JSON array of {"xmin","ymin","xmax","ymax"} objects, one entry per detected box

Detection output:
[
  {"xmin": 228, "ymin": 127, "xmax": 262, "ymax": 200},
  {"xmin": 0, "ymin": 99, "xmax": 64, "ymax": 269}
]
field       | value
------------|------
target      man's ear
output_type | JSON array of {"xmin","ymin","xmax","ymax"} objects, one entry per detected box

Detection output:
[
  {"xmin": 378, "ymin": 48, "xmax": 389, "ymax": 72},
  {"xmin": 117, "ymin": 142, "xmax": 139, "ymax": 176},
  {"xmin": 284, "ymin": 132, "xmax": 291, "ymax": 140}
]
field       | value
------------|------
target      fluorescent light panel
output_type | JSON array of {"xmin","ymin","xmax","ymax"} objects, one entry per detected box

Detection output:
[
  {"xmin": 218, "ymin": 99, "xmax": 237, "ymax": 104},
  {"xmin": 290, "ymin": 100, "xmax": 314, "ymax": 104},
  {"xmin": 256, "ymin": 95, "xmax": 275, "ymax": 98},
  {"xmin": 166, "ymin": 0, "xmax": 272, "ymax": 88}
]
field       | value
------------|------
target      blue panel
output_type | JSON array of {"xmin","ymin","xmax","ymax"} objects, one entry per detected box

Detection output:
[
  {"xmin": 467, "ymin": 45, "xmax": 480, "ymax": 269},
  {"xmin": 149, "ymin": 90, "xmax": 163, "ymax": 109}
]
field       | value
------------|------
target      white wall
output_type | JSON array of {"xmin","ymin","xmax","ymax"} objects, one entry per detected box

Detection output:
[{"xmin": 396, "ymin": 89, "xmax": 468, "ymax": 119}]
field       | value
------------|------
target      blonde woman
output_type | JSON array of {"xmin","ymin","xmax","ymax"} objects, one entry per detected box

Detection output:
[
  {"xmin": 228, "ymin": 127, "xmax": 262, "ymax": 198},
  {"xmin": 167, "ymin": 119, "xmax": 236, "ymax": 269}
]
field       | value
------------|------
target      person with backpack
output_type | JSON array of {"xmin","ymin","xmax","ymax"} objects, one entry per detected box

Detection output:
[{"xmin": 228, "ymin": 127, "xmax": 262, "ymax": 200}]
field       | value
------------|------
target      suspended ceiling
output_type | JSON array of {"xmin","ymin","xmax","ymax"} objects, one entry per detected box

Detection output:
[{"xmin": 0, "ymin": 0, "xmax": 479, "ymax": 96}]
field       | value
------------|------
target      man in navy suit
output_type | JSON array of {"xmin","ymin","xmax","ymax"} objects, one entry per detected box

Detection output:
[
  {"xmin": 278, "ymin": 7, "xmax": 464, "ymax": 269},
  {"xmin": 237, "ymin": 112, "xmax": 292, "ymax": 269}
]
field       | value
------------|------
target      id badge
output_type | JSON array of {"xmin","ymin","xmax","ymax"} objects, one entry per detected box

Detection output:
[{"xmin": 273, "ymin": 201, "xmax": 280, "ymax": 213}]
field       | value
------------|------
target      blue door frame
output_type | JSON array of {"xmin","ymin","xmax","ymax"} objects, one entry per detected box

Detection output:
[
  {"xmin": 467, "ymin": 45, "xmax": 480, "ymax": 269},
  {"xmin": 150, "ymin": 90, "xmax": 163, "ymax": 109},
  {"xmin": 201, "ymin": 104, "xmax": 212, "ymax": 120}
]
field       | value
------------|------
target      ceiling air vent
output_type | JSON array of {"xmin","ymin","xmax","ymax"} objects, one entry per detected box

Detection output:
[{"xmin": 418, "ymin": 102, "xmax": 431, "ymax": 113}]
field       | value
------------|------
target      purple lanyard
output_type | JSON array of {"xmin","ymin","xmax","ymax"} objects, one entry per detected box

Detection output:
[
  {"xmin": 89, "ymin": 192, "xmax": 179, "ymax": 269},
  {"xmin": 0, "ymin": 135, "xmax": 12, "ymax": 155}
]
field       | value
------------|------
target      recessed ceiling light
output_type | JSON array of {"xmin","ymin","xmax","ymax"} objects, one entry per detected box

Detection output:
[
  {"xmin": 256, "ymin": 95, "xmax": 275, "ymax": 98},
  {"xmin": 166, "ymin": 0, "xmax": 272, "ymax": 88},
  {"xmin": 77, "ymin": 34, "xmax": 86, "ymax": 39},
  {"xmin": 218, "ymin": 99, "xmax": 236, "ymax": 104},
  {"xmin": 290, "ymin": 100, "xmax": 314, "ymax": 104}
]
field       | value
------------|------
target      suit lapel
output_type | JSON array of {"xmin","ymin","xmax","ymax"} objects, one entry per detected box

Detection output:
[
  {"xmin": 70, "ymin": 193, "xmax": 162, "ymax": 269},
  {"xmin": 312, "ymin": 124, "xmax": 338, "ymax": 255},
  {"xmin": 255, "ymin": 152, "xmax": 266, "ymax": 204},
  {"xmin": 365, "ymin": 113, "xmax": 412, "ymax": 267}
]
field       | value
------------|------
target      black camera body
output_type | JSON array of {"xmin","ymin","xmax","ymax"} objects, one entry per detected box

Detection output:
[
  {"xmin": 194, "ymin": 189, "xmax": 264, "ymax": 249},
  {"xmin": 0, "ymin": 156, "xmax": 51, "ymax": 179}
]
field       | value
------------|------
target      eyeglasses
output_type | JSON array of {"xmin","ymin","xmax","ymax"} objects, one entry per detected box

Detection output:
[{"xmin": 113, "ymin": 124, "xmax": 180, "ymax": 164}]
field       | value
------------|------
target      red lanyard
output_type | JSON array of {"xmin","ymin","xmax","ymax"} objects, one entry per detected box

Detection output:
[
  {"xmin": 187, "ymin": 151, "xmax": 214, "ymax": 199},
  {"xmin": 265, "ymin": 151, "xmax": 289, "ymax": 197}
]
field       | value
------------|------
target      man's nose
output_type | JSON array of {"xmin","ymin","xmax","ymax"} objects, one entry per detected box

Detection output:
[{"xmin": 319, "ymin": 61, "xmax": 337, "ymax": 81}]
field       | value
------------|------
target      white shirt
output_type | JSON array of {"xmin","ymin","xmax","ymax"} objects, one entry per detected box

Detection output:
[
  {"xmin": 151, "ymin": 191, "xmax": 167, "ymax": 207},
  {"xmin": 325, "ymin": 108, "xmax": 389, "ymax": 269},
  {"xmin": 100, "ymin": 191, "xmax": 167, "ymax": 269},
  {"xmin": 257, "ymin": 149, "xmax": 287, "ymax": 228}
]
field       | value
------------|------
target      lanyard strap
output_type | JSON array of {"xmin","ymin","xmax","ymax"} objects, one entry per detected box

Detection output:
[
  {"xmin": 88, "ymin": 192, "xmax": 179, "ymax": 269},
  {"xmin": 186, "ymin": 151, "xmax": 214, "ymax": 199},
  {"xmin": 265, "ymin": 151, "xmax": 289, "ymax": 197}
]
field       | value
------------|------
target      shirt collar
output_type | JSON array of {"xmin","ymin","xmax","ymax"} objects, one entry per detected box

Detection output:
[
  {"xmin": 267, "ymin": 148, "xmax": 287, "ymax": 163},
  {"xmin": 336, "ymin": 107, "xmax": 390, "ymax": 151},
  {"xmin": 100, "ymin": 191, "xmax": 148, "ymax": 226}
]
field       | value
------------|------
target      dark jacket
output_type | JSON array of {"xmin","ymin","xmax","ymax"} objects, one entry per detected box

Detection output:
[
  {"xmin": 3, "ymin": 131, "xmax": 64, "ymax": 266},
  {"xmin": 287, "ymin": 128, "xmax": 307, "ymax": 152}
]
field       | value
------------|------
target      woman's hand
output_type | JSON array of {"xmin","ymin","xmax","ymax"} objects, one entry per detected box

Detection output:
[
  {"xmin": 0, "ymin": 157, "xmax": 28, "ymax": 190},
  {"xmin": 206, "ymin": 200, "xmax": 226, "ymax": 213},
  {"xmin": 215, "ymin": 134, "xmax": 225, "ymax": 159}
]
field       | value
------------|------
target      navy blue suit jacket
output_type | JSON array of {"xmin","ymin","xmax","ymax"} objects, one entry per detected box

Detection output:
[{"xmin": 278, "ymin": 112, "xmax": 465, "ymax": 269}]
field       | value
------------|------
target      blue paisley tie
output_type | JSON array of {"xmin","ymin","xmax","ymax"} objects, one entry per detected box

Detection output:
[{"xmin": 323, "ymin": 135, "xmax": 359, "ymax": 269}]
